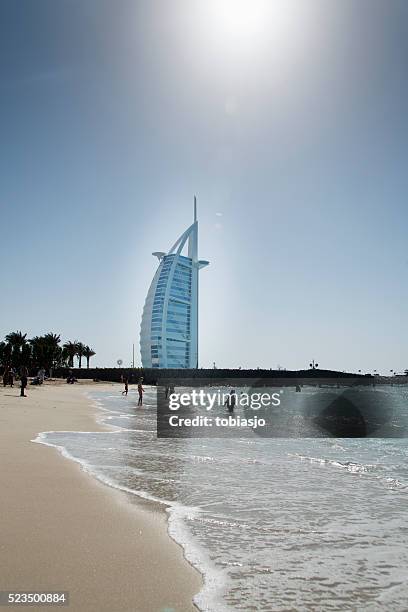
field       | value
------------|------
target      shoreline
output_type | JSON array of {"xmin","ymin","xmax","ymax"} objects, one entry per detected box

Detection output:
[{"xmin": 0, "ymin": 380, "xmax": 202, "ymax": 612}]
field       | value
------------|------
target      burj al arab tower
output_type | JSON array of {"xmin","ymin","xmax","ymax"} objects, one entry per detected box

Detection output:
[{"xmin": 140, "ymin": 198, "xmax": 209, "ymax": 369}]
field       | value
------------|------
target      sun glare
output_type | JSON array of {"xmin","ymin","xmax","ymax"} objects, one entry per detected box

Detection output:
[
  {"xmin": 213, "ymin": 0, "xmax": 266, "ymax": 38},
  {"xmin": 207, "ymin": 0, "xmax": 299, "ymax": 46}
]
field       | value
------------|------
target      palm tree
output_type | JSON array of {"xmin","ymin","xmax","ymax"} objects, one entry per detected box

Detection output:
[
  {"xmin": 44, "ymin": 332, "xmax": 61, "ymax": 346},
  {"xmin": 76, "ymin": 342, "xmax": 86, "ymax": 368},
  {"xmin": 45, "ymin": 333, "xmax": 62, "ymax": 372},
  {"xmin": 0, "ymin": 341, "xmax": 12, "ymax": 365},
  {"xmin": 63, "ymin": 341, "xmax": 77, "ymax": 368},
  {"xmin": 5, "ymin": 331, "xmax": 27, "ymax": 348},
  {"xmin": 83, "ymin": 346, "xmax": 96, "ymax": 369},
  {"xmin": 5, "ymin": 331, "xmax": 28, "ymax": 368},
  {"xmin": 30, "ymin": 336, "xmax": 44, "ymax": 366},
  {"xmin": 30, "ymin": 333, "xmax": 62, "ymax": 372}
]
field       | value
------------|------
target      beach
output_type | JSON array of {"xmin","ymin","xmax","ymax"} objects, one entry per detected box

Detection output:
[
  {"xmin": 0, "ymin": 381, "xmax": 202, "ymax": 612},
  {"xmin": 2, "ymin": 380, "xmax": 408, "ymax": 611}
]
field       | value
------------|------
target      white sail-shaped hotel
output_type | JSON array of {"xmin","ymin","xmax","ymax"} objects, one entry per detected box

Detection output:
[{"xmin": 140, "ymin": 198, "xmax": 209, "ymax": 368}]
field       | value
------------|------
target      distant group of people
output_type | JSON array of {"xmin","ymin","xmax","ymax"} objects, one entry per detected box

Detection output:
[
  {"xmin": 31, "ymin": 368, "xmax": 46, "ymax": 385},
  {"xmin": 66, "ymin": 370, "xmax": 77, "ymax": 384},
  {"xmin": 2, "ymin": 365, "xmax": 29, "ymax": 397},
  {"xmin": 121, "ymin": 376, "xmax": 145, "ymax": 405},
  {"xmin": 119, "ymin": 380, "xmax": 239, "ymax": 413},
  {"xmin": 2, "ymin": 365, "xmax": 15, "ymax": 388}
]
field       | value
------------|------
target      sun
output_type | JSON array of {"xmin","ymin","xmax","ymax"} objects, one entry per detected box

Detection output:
[
  {"xmin": 212, "ymin": 0, "xmax": 266, "ymax": 38},
  {"xmin": 207, "ymin": 0, "xmax": 297, "ymax": 44}
]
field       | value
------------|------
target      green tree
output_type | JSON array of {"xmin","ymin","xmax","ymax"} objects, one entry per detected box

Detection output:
[
  {"xmin": 43, "ymin": 333, "xmax": 62, "ymax": 370},
  {"xmin": 5, "ymin": 331, "xmax": 27, "ymax": 346},
  {"xmin": 5, "ymin": 331, "xmax": 28, "ymax": 368},
  {"xmin": 30, "ymin": 333, "xmax": 62, "ymax": 372},
  {"xmin": 75, "ymin": 342, "xmax": 86, "ymax": 368},
  {"xmin": 83, "ymin": 346, "xmax": 96, "ymax": 368},
  {"xmin": 63, "ymin": 341, "xmax": 77, "ymax": 368},
  {"xmin": 0, "ymin": 341, "xmax": 12, "ymax": 367}
]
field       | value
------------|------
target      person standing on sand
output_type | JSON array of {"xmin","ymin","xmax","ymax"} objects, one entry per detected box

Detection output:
[
  {"xmin": 122, "ymin": 377, "xmax": 129, "ymax": 396},
  {"xmin": 165, "ymin": 384, "xmax": 174, "ymax": 399},
  {"xmin": 20, "ymin": 366, "xmax": 28, "ymax": 397},
  {"xmin": 224, "ymin": 389, "xmax": 237, "ymax": 413},
  {"xmin": 9, "ymin": 367, "xmax": 14, "ymax": 387},
  {"xmin": 137, "ymin": 379, "xmax": 144, "ymax": 406},
  {"xmin": 37, "ymin": 367, "xmax": 45, "ymax": 385}
]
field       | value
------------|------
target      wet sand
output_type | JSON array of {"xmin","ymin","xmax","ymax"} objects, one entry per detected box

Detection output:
[{"xmin": 0, "ymin": 380, "xmax": 202, "ymax": 611}]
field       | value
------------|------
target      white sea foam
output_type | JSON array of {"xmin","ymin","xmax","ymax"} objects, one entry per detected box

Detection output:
[{"xmin": 32, "ymin": 392, "xmax": 222, "ymax": 611}]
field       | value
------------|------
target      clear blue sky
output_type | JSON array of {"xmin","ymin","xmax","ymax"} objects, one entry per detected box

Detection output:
[{"xmin": 1, "ymin": 0, "xmax": 407, "ymax": 373}]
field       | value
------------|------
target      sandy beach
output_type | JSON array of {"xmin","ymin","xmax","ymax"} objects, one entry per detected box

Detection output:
[{"xmin": 0, "ymin": 381, "xmax": 202, "ymax": 612}]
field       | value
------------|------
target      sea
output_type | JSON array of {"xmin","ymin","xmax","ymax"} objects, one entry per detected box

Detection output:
[{"xmin": 35, "ymin": 384, "xmax": 408, "ymax": 611}]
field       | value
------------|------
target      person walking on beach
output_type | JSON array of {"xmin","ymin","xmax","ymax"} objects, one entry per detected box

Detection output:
[
  {"xmin": 20, "ymin": 365, "xmax": 28, "ymax": 397},
  {"xmin": 9, "ymin": 367, "xmax": 14, "ymax": 387},
  {"xmin": 165, "ymin": 384, "xmax": 174, "ymax": 400},
  {"xmin": 224, "ymin": 389, "xmax": 237, "ymax": 413},
  {"xmin": 122, "ymin": 377, "xmax": 129, "ymax": 396},
  {"xmin": 137, "ymin": 379, "xmax": 144, "ymax": 406}
]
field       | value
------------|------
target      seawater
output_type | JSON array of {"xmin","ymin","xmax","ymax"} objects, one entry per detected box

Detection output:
[{"xmin": 34, "ymin": 386, "xmax": 408, "ymax": 611}]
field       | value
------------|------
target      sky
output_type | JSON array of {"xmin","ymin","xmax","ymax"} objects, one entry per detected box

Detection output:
[{"xmin": 1, "ymin": 0, "xmax": 407, "ymax": 373}]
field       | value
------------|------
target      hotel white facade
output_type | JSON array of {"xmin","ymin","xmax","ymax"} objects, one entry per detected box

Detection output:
[{"xmin": 140, "ymin": 198, "xmax": 209, "ymax": 368}]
